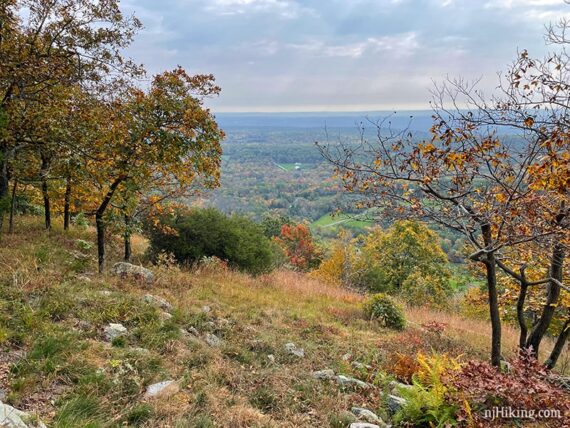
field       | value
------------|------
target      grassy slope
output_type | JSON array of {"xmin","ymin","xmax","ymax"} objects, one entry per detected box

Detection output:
[
  {"xmin": 0, "ymin": 218, "xmax": 565, "ymax": 427},
  {"xmin": 312, "ymin": 214, "xmax": 373, "ymax": 230}
]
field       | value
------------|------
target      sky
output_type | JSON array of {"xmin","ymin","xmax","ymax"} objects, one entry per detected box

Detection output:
[{"xmin": 121, "ymin": 0, "xmax": 569, "ymax": 112}]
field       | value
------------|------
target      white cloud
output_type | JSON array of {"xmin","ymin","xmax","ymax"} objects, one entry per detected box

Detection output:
[
  {"xmin": 484, "ymin": 0, "xmax": 564, "ymax": 8},
  {"xmin": 204, "ymin": 0, "xmax": 310, "ymax": 18}
]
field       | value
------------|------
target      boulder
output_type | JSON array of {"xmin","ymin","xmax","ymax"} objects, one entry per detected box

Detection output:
[
  {"xmin": 0, "ymin": 401, "xmax": 46, "ymax": 428},
  {"xmin": 112, "ymin": 262, "xmax": 154, "ymax": 285},
  {"xmin": 143, "ymin": 294, "xmax": 172, "ymax": 311},
  {"xmin": 144, "ymin": 380, "xmax": 179, "ymax": 399},
  {"xmin": 312, "ymin": 369, "xmax": 336, "ymax": 380},
  {"xmin": 386, "ymin": 394, "xmax": 407, "ymax": 413},
  {"xmin": 284, "ymin": 342, "xmax": 304, "ymax": 358},
  {"xmin": 104, "ymin": 323, "xmax": 127, "ymax": 341}
]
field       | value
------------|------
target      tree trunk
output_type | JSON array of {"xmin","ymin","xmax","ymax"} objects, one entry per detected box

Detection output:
[
  {"xmin": 525, "ymin": 243, "xmax": 564, "ymax": 355},
  {"xmin": 516, "ymin": 281, "xmax": 529, "ymax": 349},
  {"xmin": 8, "ymin": 177, "xmax": 16, "ymax": 234},
  {"xmin": 545, "ymin": 318, "xmax": 570, "ymax": 369},
  {"xmin": 123, "ymin": 213, "xmax": 132, "ymax": 262},
  {"xmin": 0, "ymin": 146, "xmax": 8, "ymax": 233},
  {"xmin": 482, "ymin": 224, "xmax": 502, "ymax": 367},
  {"xmin": 40, "ymin": 153, "xmax": 51, "ymax": 230},
  {"xmin": 63, "ymin": 175, "xmax": 72, "ymax": 230},
  {"xmin": 96, "ymin": 177, "xmax": 124, "ymax": 273}
]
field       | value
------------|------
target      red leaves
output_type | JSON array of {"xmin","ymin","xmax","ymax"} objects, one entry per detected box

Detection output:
[{"xmin": 274, "ymin": 223, "xmax": 321, "ymax": 271}]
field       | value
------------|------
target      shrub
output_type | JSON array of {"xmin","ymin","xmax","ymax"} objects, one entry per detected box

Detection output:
[
  {"xmin": 145, "ymin": 207, "xmax": 277, "ymax": 275},
  {"xmin": 363, "ymin": 293, "xmax": 406, "ymax": 330},
  {"xmin": 401, "ymin": 272, "xmax": 453, "ymax": 309}
]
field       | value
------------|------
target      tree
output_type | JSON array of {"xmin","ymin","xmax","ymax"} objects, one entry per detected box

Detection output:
[
  {"xmin": 87, "ymin": 68, "xmax": 224, "ymax": 272},
  {"xmin": 274, "ymin": 223, "xmax": 322, "ymax": 271}
]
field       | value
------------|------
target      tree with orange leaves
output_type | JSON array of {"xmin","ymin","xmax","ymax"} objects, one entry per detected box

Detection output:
[{"xmin": 274, "ymin": 223, "xmax": 321, "ymax": 271}]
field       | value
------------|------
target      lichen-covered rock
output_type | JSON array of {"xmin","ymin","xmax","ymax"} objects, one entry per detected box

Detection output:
[
  {"xmin": 386, "ymin": 394, "xmax": 407, "ymax": 413},
  {"xmin": 104, "ymin": 323, "xmax": 127, "ymax": 341},
  {"xmin": 112, "ymin": 262, "xmax": 154, "ymax": 284},
  {"xmin": 143, "ymin": 294, "xmax": 172, "ymax": 311},
  {"xmin": 284, "ymin": 342, "xmax": 304, "ymax": 358},
  {"xmin": 144, "ymin": 380, "xmax": 179, "ymax": 399},
  {"xmin": 349, "ymin": 423, "xmax": 381, "ymax": 428},
  {"xmin": 0, "ymin": 401, "xmax": 46, "ymax": 428}
]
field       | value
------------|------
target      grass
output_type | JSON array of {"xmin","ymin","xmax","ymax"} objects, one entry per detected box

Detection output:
[{"xmin": 0, "ymin": 216, "xmax": 568, "ymax": 426}]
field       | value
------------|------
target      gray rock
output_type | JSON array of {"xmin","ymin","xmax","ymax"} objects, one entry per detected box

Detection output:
[
  {"xmin": 104, "ymin": 323, "xmax": 127, "ymax": 341},
  {"xmin": 388, "ymin": 380, "xmax": 413, "ymax": 395},
  {"xmin": 312, "ymin": 369, "xmax": 336, "ymax": 380},
  {"xmin": 386, "ymin": 394, "xmax": 407, "ymax": 413},
  {"xmin": 351, "ymin": 407, "xmax": 382, "ymax": 424},
  {"xmin": 202, "ymin": 305, "xmax": 212, "ymax": 313},
  {"xmin": 0, "ymin": 401, "xmax": 46, "ymax": 428},
  {"xmin": 76, "ymin": 275, "xmax": 91, "ymax": 283},
  {"xmin": 352, "ymin": 361, "xmax": 372, "ymax": 370},
  {"xmin": 341, "ymin": 353, "xmax": 352, "ymax": 361},
  {"xmin": 349, "ymin": 423, "xmax": 381, "ymax": 428},
  {"xmin": 144, "ymin": 380, "xmax": 179, "ymax": 399},
  {"xmin": 267, "ymin": 354, "xmax": 275, "ymax": 363},
  {"xmin": 112, "ymin": 262, "xmax": 154, "ymax": 285},
  {"xmin": 143, "ymin": 294, "xmax": 173, "ymax": 311},
  {"xmin": 335, "ymin": 375, "xmax": 373, "ymax": 389},
  {"xmin": 284, "ymin": 342, "xmax": 304, "ymax": 358},
  {"xmin": 205, "ymin": 333, "xmax": 221, "ymax": 347}
]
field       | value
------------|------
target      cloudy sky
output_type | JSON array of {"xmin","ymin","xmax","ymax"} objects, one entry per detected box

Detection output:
[{"xmin": 121, "ymin": 0, "xmax": 568, "ymax": 112}]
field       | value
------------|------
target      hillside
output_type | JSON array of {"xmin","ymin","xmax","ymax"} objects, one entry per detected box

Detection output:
[{"xmin": 1, "ymin": 218, "xmax": 566, "ymax": 427}]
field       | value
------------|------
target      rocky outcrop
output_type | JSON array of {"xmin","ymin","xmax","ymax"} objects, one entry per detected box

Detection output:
[
  {"xmin": 0, "ymin": 401, "xmax": 46, "ymax": 428},
  {"xmin": 104, "ymin": 323, "xmax": 127, "ymax": 341},
  {"xmin": 112, "ymin": 262, "xmax": 154, "ymax": 284}
]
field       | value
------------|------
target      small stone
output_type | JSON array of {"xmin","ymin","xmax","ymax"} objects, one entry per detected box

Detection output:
[
  {"xmin": 202, "ymin": 305, "xmax": 211, "ymax": 313},
  {"xmin": 349, "ymin": 423, "xmax": 381, "ymax": 428},
  {"xmin": 0, "ymin": 401, "xmax": 47, "ymax": 428},
  {"xmin": 187, "ymin": 326, "xmax": 200, "ymax": 336},
  {"xmin": 352, "ymin": 361, "xmax": 372, "ymax": 370},
  {"xmin": 76, "ymin": 275, "xmax": 91, "ymax": 283},
  {"xmin": 104, "ymin": 323, "xmax": 127, "ymax": 341},
  {"xmin": 335, "ymin": 375, "xmax": 373, "ymax": 389},
  {"xmin": 312, "ymin": 369, "xmax": 336, "ymax": 380},
  {"xmin": 144, "ymin": 380, "xmax": 179, "ymax": 399},
  {"xmin": 112, "ymin": 262, "xmax": 154, "ymax": 285},
  {"xmin": 267, "ymin": 354, "xmax": 275, "ymax": 363},
  {"xmin": 386, "ymin": 394, "xmax": 407, "ymax": 413},
  {"xmin": 351, "ymin": 407, "xmax": 382, "ymax": 424},
  {"xmin": 341, "ymin": 353, "xmax": 352, "ymax": 361},
  {"xmin": 205, "ymin": 333, "xmax": 221, "ymax": 347},
  {"xmin": 159, "ymin": 311, "xmax": 173, "ymax": 321},
  {"xmin": 99, "ymin": 290, "xmax": 113, "ymax": 296},
  {"xmin": 143, "ymin": 294, "xmax": 173, "ymax": 311},
  {"xmin": 284, "ymin": 342, "xmax": 304, "ymax": 358}
]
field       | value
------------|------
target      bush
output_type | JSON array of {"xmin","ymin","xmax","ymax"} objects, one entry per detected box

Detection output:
[
  {"xmin": 401, "ymin": 272, "xmax": 452, "ymax": 309},
  {"xmin": 363, "ymin": 293, "xmax": 406, "ymax": 330},
  {"xmin": 145, "ymin": 207, "xmax": 277, "ymax": 275}
]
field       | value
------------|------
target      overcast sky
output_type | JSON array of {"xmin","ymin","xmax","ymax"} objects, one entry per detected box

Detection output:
[{"xmin": 121, "ymin": 0, "xmax": 568, "ymax": 112}]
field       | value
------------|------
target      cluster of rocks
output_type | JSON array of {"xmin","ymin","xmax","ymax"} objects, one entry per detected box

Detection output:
[
  {"xmin": 112, "ymin": 262, "xmax": 154, "ymax": 285},
  {"xmin": 312, "ymin": 369, "xmax": 373, "ymax": 390}
]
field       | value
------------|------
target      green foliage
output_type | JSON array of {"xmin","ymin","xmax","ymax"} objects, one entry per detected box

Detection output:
[
  {"xmin": 357, "ymin": 221, "xmax": 451, "ymax": 295},
  {"xmin": 261, "ymin": 213, "xmax": 291, "ymax": 238},
  {"xmin": 146, "ymin": 207, "xmax": 277, "ymax": 275},
  {"xmin": 401, "ymin": 272, "xmax": 452, "ymax": 309},
  {"xmin": 363, "ymin": 293, "xmax": 406, "ymax": 330},
  {"xmin": 53, "ymin": 395, "xmax": 105, "ymax": 428}
]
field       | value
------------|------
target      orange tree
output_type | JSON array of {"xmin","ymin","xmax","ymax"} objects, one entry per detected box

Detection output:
[{"xmin": 274, "ymin": 223, "xmax": 321, "ymax": 271}]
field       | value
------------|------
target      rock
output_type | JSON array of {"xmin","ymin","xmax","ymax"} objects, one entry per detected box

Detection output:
[
  {"xmin": 284, "ymin": 342, "xmax": 304, "ymax": 358},
  {"xmin": 335, "ymin": 375, "xmax": 373, "ymax": 389},
  {"xmin": 205, "ymin": 333, "xmax": 221, "ymax": 347},
  {"xmin": 388, "ymin": 380, "xmax": 413, "ymax": 395},
  {"xmin": 312, "ymin": 369, "xmax": 336, "ymax": 380},
  {"xmin": 99, "ymin": 290, "xmax": 113, "ymax": 296},
  {"xmin": 143, "ymin": 294, "xmax": 173, "ymax": 311},
  {"xmin": 341, "ymin": 353, "xmax": 352, "ymax": 361},
  {"xmin": 203, "ymin": 321, "xmax": 216, "ymax": 331},
  {"xmin": 0, "ymin": 401, "xmax": 47, "ymax": 428},
  {"xmin": 159, "ymin": 311, "xmax": 173, "ymax": 321},
  {"xmin": 104, "ymin": 323, "xmax": 127, "ymax": 341},
  {"xmin": 349, "ymin": 423, "xmax": 381, "ymax": 428},
  {"xmin": 76, "ymin": 275, "xmax": 91, "ymax": 283},
  {"xmin": 144, "ymin": 380, "xmax": 179, "ymax": 399},
  {"xmin": 267, "ymin": 354, "xmax": 275, "ymax": 363},
  {"xmin": 112, "ymin": 262, "xmax": 154, "ymax": 285},
  {"xmin": 202, "ymin": 305, "xmax": 212, "ymax": 313},
  {"xmin": 187, "ymin": 326, "xmax": 200, "ymax": 336},
  {"xmin": 0, "ymin": 390, "xmax": 5, "ymax": 401},
  {"xmin": 386, "ymin": 394, "xmax": 407, "ymax": 413},
  {"xmin": 351, "ymin": 407, "xmax": 382, "ymax": 424}
]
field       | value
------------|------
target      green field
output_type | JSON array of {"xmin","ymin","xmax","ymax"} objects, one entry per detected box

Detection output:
[
  {"xmin": 275, "ymin": 162, "xmax": 310, "ymax": 171},
  {"xmin": 312, "ymin": 213, "xmax": 373, "ymax": 230}
]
